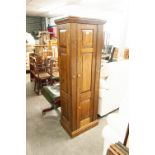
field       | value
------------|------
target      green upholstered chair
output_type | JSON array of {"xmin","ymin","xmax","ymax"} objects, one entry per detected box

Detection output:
[{"xmin": 41, "ymin": 84, "xmax": 60, "ymax": 115}]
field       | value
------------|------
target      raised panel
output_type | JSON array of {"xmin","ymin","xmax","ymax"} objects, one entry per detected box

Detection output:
[
  {"xmin": 82, "ymin": 30, "xmax": 93, "ymax": 48},
  {"xmin": 80, "ymin": 99, "xmax": 90, "ymax": 120},
  {"xmin": 60, "ymin": 54, "xmax": 68, "ymax": 93},
  {"xmin": 59, "ymin": 29, "xmax": 67, "ymax": 48},
  {"xmin": 80, "ymin": 53, "xmax": 92, "ymax": 93}
]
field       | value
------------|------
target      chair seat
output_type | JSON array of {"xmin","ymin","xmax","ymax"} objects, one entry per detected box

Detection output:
[
  {"xmin": 52, "ymin": 72, "xmax": 59, "ymax": 78},
  {"xmin": 41, "ymin": 84, "xmax": 60, "ymax": 103},
  {"xmin": 51, "ymin": 76, "xmax": 60, "ymax": 81},
  {"xmin": 35, "ymin": 72, "xmax": 51, "ymax": 79}
]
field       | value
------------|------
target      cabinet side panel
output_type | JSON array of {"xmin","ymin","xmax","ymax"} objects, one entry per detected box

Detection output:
[{"xmin": 57, "ymin": 24, "xmax": 71, "ymax": 126}]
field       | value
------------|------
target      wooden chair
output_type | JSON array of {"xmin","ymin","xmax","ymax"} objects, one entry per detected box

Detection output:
[
  {"xmin": 41, "ymin": 58, "xmax": 60, "ymax": 115},
  {"xmin": 33, "ymin": 56, "xmax": 51, "ymax": 95},
  {"xmin": 46, "ymin": 58, "xmax": 59, "ymax": 85}
]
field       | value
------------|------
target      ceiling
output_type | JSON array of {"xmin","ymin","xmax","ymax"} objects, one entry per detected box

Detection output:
[{"xmin": 26, "ymin": 0, "xmax": 129, "ymax": 18}]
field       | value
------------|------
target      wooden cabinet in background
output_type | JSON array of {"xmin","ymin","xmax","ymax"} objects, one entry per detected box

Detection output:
[{"xmin": 55, "ymin": 16, "xmax": 106, "ymax": 137}]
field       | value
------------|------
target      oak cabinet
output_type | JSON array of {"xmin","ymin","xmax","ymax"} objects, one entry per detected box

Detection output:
[{"xmin": 55, "ymin": 16, "xmax": 106, "ymax": 137}]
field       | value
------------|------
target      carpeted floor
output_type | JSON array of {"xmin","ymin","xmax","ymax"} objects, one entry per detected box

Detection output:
[{"xmin": 26, "ymin": 74, "xmax": 108, "ymax": 155}]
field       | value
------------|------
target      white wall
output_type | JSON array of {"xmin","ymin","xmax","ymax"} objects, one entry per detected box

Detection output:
[
  {"xmin": 102, "ymin": 12, "xmax": 123, "ymax": 47},
  {"xmin": 48, "ymin": 1, "xmax": 130, "ymax": 50}
]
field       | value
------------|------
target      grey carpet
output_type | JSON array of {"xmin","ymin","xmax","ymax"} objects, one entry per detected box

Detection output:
[{"xmin": 26, "ymin": 74, "xmax": 108, "ymax": 155}]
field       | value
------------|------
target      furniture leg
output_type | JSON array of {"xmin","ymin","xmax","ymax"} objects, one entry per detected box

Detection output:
[
  {"xmin": 42, "ymin": 105, "xmax": 54, "ymax": 115},
  {"xmin": 39, "ymin": 80, "xmax": 43, "ymax": 94},
  {"xmin": 53, "ymin": 99, "xmax": 61, "ymax": 108},
  {"xmin": 123, "ymin": 124, "xmax": 129, "ymax": 146},
  {"xmin": 36, "ymin": 79, "xmax": 40, "ymax": 95},
  {"xmin": 34, "ymin": 78, "xmax": 36, "ymax": 91}
]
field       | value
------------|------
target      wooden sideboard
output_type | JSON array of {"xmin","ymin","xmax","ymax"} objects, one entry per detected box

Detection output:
[{"xmin": 55, "ymin": 16, "xmax": 106, "ymax": 137}]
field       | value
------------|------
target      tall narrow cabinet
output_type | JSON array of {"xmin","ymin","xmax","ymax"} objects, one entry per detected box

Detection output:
[{"xmin": 55, "ymin": 16, "xmax": 106, "ymax": 137}]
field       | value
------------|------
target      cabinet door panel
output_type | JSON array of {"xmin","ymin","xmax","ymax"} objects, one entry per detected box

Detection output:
[
  {"xmin": 82, "ymin": 29, "xmax": 93, "ymax": 48},
  {"xmin": 77, "ymin": 24, "xmax": 97, "ymax": 128},
  {"xmin": 80, "ymin": 99, "xmax": 90, "ymax": 120}
]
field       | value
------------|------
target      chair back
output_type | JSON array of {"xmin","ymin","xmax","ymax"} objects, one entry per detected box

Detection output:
[
  {"xmin": 33, "ymin": 56, "xmax": 46, "ymax": 76},
  {"xmin": 45, "ymin": 58, "xmax": 59, "ymax": 76}
]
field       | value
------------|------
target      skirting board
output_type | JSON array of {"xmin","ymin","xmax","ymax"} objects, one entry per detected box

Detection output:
[{"xmin": 61, "ymin": 119, "xmax": 99, "ymax": 138}]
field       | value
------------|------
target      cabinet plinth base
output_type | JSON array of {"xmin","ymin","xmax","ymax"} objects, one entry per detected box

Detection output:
[{"xmin": 61, "ymin": 119, "xmax": 99, "ymax": 138}]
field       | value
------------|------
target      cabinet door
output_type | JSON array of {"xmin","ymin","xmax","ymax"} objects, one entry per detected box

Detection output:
[
  {"xmin": 77, "ymin": 24, "xmax": 97, "ymax": 128},
  {"xmin": 57, "ymin": 24, "xmax": 71, "ymax": 126}
]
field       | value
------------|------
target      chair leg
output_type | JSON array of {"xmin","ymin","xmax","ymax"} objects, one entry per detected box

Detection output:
[
  {"xmin": 34, "ymin": 78, "xmax": 36, "ymax": 91},
  {"xmin": 42, "ymin": 105, "xmax": 54, "ymax": 115},
  {"xmin": 39, "ymin": 80, "xmax": 44, "ymax": 94},
  {"xmin": 36, "ymin": 79, "xmax": 40, "ymax": 95},
  {"xmin": 53, "ymin": 100, "xmax": 61, "ymax": 108},
  {"xmin": 37, "ymin": 79, "xmax": 42, "ymax": 95},
  {"xmin": 46, "ymin": 79, "xmax": 49, "ymax": 85},
  {"xmin": 38, "ymin": 79, "xmax": 46, "ymax": 95}
]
